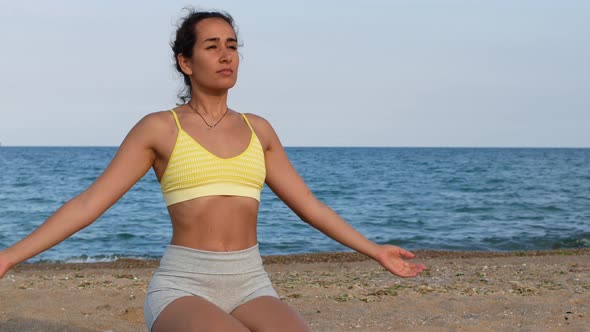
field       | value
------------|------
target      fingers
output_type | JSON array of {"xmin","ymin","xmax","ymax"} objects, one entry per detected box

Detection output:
[
  {"xmin": 398, "ymin": 248, "xmax": 415, "ymax": 259},
  {"xmin": 378, "ymin": 245, "xmax": 426, "ymax": 278},
  {"xmin": 390, "ymin": 261, "xmax": 427, "ymax": 278},
  {"xmin": 403, "ymin": 266, "xmax": 425, "ymax": 278},
  {"xmin": 403, "ymin": 263, "xmax": 426, "ymax": 277}
]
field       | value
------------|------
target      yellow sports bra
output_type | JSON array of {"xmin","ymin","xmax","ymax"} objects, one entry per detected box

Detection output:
[{"xmin": 160, "ymin": 109, "xmax": 266, "ymax": 206}]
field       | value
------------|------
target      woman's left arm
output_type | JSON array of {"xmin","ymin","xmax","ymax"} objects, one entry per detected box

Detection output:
[{"xmin": 253, "ymin": 115, "xmax": 425, "ymax": 278}]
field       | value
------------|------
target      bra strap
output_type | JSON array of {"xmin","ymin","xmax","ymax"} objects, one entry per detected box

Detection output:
[
  {"xmin": 241, "ymin": 113, "xmax": 254, "ymax": 133},
  {"xmin": 170, "ymin": 110, "xmax": 181, "ymax": 129}
]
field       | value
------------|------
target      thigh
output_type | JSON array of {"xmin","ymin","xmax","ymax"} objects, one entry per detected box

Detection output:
[
  {"xmin": 152, "ymin": 296, "xmax": 250, "ymax": 332},
  {"xmin": 230, "ymin": 296, "xmax": 311, "ymax": 332}
]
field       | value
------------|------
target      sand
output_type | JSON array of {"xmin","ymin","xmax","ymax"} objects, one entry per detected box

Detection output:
[{"xmin": 0, "ymin": 248, "xmax": 588, "ymax": 332}]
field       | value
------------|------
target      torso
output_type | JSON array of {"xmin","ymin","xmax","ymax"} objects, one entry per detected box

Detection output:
[{"xmin": 150, "ymin": 106, "xmax": 268, "ymax": 252}]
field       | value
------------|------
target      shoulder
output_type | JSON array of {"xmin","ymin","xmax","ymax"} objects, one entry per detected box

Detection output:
[
  {"xmin": 242, "ymin": 112, "xmax": 274, "ymax": 133},
  {"xmin": 132, "ymin": 110, "xmax": 177, "ymax": 133},
  {"xmin": 125, "ymin": 110, "xmax": 177, "ymax": 146},
  {"xmin": 138, "ymin": 110, "xmax": 175, "ymax": 128},
  {"xmin": 242, "ymin": 112, "xmax": 281, "ymax": 151}
]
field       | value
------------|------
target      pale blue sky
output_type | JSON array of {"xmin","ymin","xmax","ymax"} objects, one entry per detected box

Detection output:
[{"xmin": 0, "ymin": 0, "xmax": 588, "ymax": 147}]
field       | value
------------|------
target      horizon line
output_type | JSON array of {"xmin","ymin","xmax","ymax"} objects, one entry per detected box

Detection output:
[{"xmin": 1, "ymin": 145, "xmax": 589, "ymax": 149}]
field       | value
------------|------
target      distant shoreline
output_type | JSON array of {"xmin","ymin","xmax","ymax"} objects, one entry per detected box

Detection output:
[
  {"xmin": 13, "ymin": 247, "xmax": 590, "ymax": 271},
  {"xmin": 1, "ymin": 145, "xmax": 590, "ymax": 149}
]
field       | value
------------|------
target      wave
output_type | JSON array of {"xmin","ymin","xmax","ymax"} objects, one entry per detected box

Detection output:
[{"xmin": 28, "ymin": 253, "xmax": 159, "ymax": 264}]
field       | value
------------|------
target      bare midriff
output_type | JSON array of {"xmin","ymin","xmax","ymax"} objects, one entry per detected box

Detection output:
[{"xmin": 166, "ymin": 195, "xmax": 259, "ymax": 252}]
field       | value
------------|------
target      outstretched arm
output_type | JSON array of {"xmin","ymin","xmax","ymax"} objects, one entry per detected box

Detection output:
[
  {"xmin": 0, "ymin": 113, "xmax": 162, "ymax": 276},
  {"xmin": 258, "ymin": 117, "xmax": 426, "ymax": 278}
]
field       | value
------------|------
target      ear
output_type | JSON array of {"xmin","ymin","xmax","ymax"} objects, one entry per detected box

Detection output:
[{"xmin": 177, "ymin": 53, "xmax": 193, "ymax": 76}]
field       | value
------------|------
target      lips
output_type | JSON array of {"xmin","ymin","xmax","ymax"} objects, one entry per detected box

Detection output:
[{"xmin": 217, "ymin": 69, "xmax": 233, "ymax": 75}]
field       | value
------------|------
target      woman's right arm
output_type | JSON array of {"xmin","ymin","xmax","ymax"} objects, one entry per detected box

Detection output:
[{"xmin": 0, "ymin": 113, "xmax": 164, "ymax": 277}]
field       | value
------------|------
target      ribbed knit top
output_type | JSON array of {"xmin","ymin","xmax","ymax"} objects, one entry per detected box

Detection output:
[{"xmin": 159, "ymin": 109, "xmax": 266, "ymax": 206}]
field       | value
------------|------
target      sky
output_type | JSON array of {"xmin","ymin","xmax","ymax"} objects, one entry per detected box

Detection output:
[{"xmin": 0, "ymin": 0, "xmax": 588, "ymax": 147}]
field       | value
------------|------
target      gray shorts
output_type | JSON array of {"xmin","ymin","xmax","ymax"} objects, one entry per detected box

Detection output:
[{"xmin": 144, "ymin": 243, "xmax": 279, "ymax": 332}]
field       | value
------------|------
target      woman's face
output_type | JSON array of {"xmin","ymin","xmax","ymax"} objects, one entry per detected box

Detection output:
[{"xmin": 182, "ymin": 18, "xmax": 240, "ymax": 92}]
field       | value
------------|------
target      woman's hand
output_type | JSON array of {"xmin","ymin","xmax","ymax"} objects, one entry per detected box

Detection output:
[{"xmin": 373, "ymin": 244, "xmax": 426, "ymax": 278}]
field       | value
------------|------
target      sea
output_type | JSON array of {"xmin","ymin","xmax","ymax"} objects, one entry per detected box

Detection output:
[{"xmin": 0, "ymin": 147, "xmax": 589, "ymax": 263}]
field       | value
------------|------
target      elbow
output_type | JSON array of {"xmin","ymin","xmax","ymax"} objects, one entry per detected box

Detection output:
[
  {"xmin": 296, "ymin": 196, "xmax": 326, "ymax": 225},
  {"xmin": 298, "ymin": 213, "xmax": 312, "ymax": 225},
  {"xmin": 68, "ymin": 192, "xmax": 101, "ymax": 227}
]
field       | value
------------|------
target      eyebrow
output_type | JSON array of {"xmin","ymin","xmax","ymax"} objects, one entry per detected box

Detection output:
[{"xmin": 203, "ymin": 37, "xmax": 238, "ymax": 43}]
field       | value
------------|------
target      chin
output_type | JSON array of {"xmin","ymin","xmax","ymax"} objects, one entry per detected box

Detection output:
[{"xmin": 211, "ymin": 80, "xmax": 237, "ymax": 91}]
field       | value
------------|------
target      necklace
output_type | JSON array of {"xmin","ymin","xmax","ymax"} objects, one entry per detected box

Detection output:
[{"xmin": 187, "ymin": 102, "xmax": 229, "ymax": 129}]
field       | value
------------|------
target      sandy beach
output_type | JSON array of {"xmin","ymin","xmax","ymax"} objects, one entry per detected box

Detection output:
[{"xmin": 0, "ymin": 248, "xmax": 588, "ymax": 332}]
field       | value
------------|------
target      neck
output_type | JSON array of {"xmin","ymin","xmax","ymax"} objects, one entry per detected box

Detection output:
[{"xmin": 189, "ymin": 88, "xmax": 229, "ymax": 118}]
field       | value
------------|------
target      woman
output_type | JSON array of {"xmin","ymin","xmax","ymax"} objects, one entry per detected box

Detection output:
[{"xmin": 0, "ymin": 9, "xmax": 426, "ymax": 332}]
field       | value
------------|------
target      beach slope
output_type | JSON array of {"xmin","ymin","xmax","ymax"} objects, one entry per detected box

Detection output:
[{"xmin": 0, "ymin": 248, "xmax": 588, "ymax": 332}]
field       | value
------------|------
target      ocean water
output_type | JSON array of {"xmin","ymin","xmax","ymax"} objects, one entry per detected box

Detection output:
[{"xmin": 0, "ymin": 147, "xmax": 589, "ymax": 263}]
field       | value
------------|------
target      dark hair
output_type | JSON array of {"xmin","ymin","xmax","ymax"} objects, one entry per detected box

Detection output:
[{"xmin": 171, "ymin": 7, "xmax": 239, "ymax": 104}]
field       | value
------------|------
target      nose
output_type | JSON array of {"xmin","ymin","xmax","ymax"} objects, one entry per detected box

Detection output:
[{"xmin": 219, "ymin": 47, "xmax": 232, "ymax": 64}]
